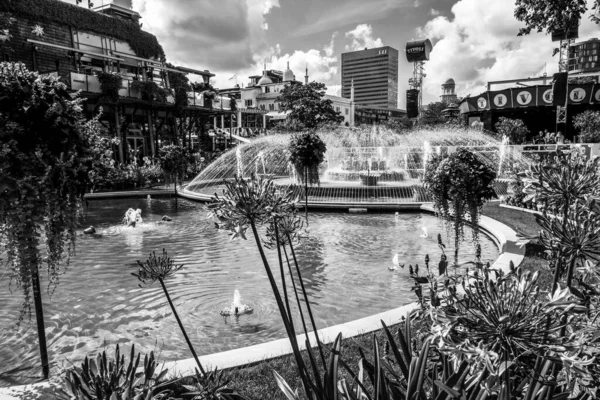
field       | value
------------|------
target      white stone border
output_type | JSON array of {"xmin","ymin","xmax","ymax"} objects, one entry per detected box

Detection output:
[{"xmin": 0, "ymin": 206, "xmax": 525, "ymax": 398}]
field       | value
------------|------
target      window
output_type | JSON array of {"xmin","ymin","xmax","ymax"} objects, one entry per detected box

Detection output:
[
  {"xmin": 265, "ymin": 86, "xmax": 270, "ymax": 93},
  {"xmin": 269, "ymin": 103, "xmax": 275, "ymax": 111},
  {"xmin": 260, "ymin": 104, "xmax": 266, "ymax": 110},
  {"xmin": 245, "ymin": 99, "xmax": 253, "ymax": 107},
  {"xmin": 2, "ymin": 53, "xmax": 9, "ymax": 62},
  {"xmin": 345, "ymin": 108, "xmax": 349, "ymax": 115},
  {"xmin": 336, "ymin": 106, "xmax": 340, "ymax": 112}
]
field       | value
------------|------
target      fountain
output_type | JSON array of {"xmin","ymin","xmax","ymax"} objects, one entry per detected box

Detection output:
[
  {"xmin": 123, "ymin": 208, "xmax": 143, "ymax": 227},
  {"xmin": 183, "ymin": 125, "xmax": 536, "ymax": 204},
  {"xmin": 220, "ymin": 290, "xmax": 253, "ymax": 316}
]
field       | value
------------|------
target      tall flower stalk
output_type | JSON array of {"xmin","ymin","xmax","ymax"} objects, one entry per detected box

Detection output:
[
  {"xmin": 132, "ymin": 250, "xmax": 206, "ymax": 375},
  {"xmin": 208, "ymin": 175, "xmax": 333, "ymax": 398}
]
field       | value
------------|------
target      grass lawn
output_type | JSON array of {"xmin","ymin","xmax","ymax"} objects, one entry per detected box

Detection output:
[{"xmin": 186, "ymin": 203, "xmax": 551, "ymax": 400}]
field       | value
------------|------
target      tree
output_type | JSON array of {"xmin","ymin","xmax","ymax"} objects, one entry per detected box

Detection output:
[
  {"xmin": 384, "ymin": 115, "xmax": 414, "ymax": 132},
  {"xmin": 159, "ymin": 144, "xmax": 193, "ymax": 202},
  {"xmin": 495, "ymin": 117, "xmax": 530, "ymax": 144},
  {"xmin": 277, "ymin": 81, "xmax": 344, "ymax": 129},
  {"xmin": 573, "ymin": 110, "xmax": 600, "ymax": 143},
  {"xmin": 0, "ymin": 62, "xmax": 101, "ymax": 378},
  {"xmin": 514, "ymin": 0, "xmax": 593, "ymax": 36},
  {"xmin": 288, "ymin": 131, "xmax": 327, "ymax": 223},
  {"xmin": 421, "ymin": 101, "xmax": 449, "ymax": 124},
  {"xmin": 514, "ymin": 0, "xmax": 598, "ymax": 57}
]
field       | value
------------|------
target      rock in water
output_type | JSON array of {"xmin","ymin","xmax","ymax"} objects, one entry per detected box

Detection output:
[
  {"xmin": 161, "ymin": 215, "xmax": 172, "ymax": 222},
  {"xmin": 83, "ymin": 226, "xmax": 96, "ymax": 235}
]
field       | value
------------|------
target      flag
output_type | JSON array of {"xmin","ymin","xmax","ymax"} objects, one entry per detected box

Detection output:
[
  {"xmin": 489, "ymin": 89, "xmax": 512, "ymax": 110},
  {"xmin": 568, "ymin": 83, "xmax": 594, "ymax": 105},
  {"xmin": 511, "ymin": 86, "xmax": 536, "ymax": 108},
  {"xmin": 537, "ymin": 85, "xmax": 553, "ymax": 106}
]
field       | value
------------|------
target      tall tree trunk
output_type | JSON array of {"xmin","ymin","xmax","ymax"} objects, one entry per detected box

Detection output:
[
  {"xmin": 23, "ymin": 220, "xmax": 49, "ymax": 379},
  {"xmin": 31, "ymin": 267, "xmax": 49, "ymax": 379}
]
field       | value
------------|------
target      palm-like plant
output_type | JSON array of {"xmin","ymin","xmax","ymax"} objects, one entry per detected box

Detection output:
[
  {"xmin": 64, "ymin": 345, "xmax": 171, "ymax": 400},
  {"xmin": 536, "ymin": 198, "xmax": 600, "ymax": 287},
  {"xmin": 132, "ymin": 250, "xmax": 205, "ymax": 375},
  {"xmin": 434, "ymin": 266, "xmax": 585, "ymax": 363},
  {"xmin": 526, "ymin": 151, "xmax": 600, "ymax": 216}
]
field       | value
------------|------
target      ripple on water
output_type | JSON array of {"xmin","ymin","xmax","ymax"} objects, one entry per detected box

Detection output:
[{"xmin": 0, "ymin": 198, "xmax": 498, "ymax": 386}]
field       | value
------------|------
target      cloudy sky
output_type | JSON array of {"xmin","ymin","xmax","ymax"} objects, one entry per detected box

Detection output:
[{"xmin": 132, "ymin": 0, "xmax": 600, "ymax": 108}]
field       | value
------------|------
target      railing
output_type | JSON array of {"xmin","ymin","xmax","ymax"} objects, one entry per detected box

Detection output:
[{"xmin": 70, "ymin": 72, "xmax": 141, "ymax": 98}]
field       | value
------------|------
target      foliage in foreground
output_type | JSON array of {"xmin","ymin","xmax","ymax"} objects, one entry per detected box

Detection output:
[{"xmin": 0, "ymin": 62, "xmax": 102, "ymax": 317}]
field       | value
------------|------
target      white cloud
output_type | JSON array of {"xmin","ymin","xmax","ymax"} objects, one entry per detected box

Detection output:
[
  {"xmin": 132, "ymin": 0, "xmax": 279, "ymax": 73},
  {"xmin": 429, "ymin": 8, "xmax": 440, "ymax": 16},
  {"xmin": 414, "ymin": 0, "xmax": 420, "ymax": 7},
  {"xmin": 345, "ymin": 24, "xmax": 384, "ymax": 51},
  {"xmin": 417, "ymin": 0, "xmax": 599, "ymax": 103},
  {"xmin": 211, "ymin": 32, "xmax": 339, "ymax": 90}
]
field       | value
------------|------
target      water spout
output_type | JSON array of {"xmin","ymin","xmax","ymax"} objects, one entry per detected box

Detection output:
[
  {"xmin": 220, "ymin": 289, "xmax": 253, "ymax": 316},
  {"xmin": 123, "ymin": 208, "xmax": 142, "ymax": 227},
  {"xmin": 236, "ymin": 146, "xmax": 243, "ymax": 178},
  {"xmin": 423, "ymin": 141, "xmax": 433, "ymax": 171},
  {"xmin": 498, "ymin": 135, "xmax": 510, "ymax": 177}
]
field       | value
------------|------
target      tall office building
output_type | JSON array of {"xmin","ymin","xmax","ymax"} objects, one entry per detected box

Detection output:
[{"xmin": 341, "ymin": 46, "xmax": 399, "ymax": 108}]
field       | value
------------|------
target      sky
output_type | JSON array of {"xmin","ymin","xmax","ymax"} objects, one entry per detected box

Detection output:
[{"xmin": 131, "ymin": 0, "xmax": 600, "ymax": 108}]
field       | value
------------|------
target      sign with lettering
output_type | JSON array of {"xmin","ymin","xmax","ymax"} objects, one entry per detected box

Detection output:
[
  {"xmin": 569, "ymin": 87, "xmax": 586, "ymax": 102},
  {"xmin": 405, "ymin": 39, "xmax": 433, "ymax": 62},
  {"xmin": 489, "ymin": 89, "xmax": 512, "ymax": 109},
  {"xmin": 539, "ymin": 88, "xmax": 553, "ymax": 105},
  {"xmin": 477, "ymin": 97, "xmax": 488, "ymax": 110},
  {"xmin": 516, "ymin": 90, "xmax": 534, "ymax": 106},
  {"xmin": 511, "ymin": 87, "xmax": 536, "ymax": 107}
]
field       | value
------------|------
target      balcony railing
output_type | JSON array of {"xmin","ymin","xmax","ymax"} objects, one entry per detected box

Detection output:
[
  {"xmin": 70, "ymin": 72, "xmax": 142, "ymax": 99},
  {"xmin": 70, "ymin": 72, "xmax": 237, "ymax": 108}
]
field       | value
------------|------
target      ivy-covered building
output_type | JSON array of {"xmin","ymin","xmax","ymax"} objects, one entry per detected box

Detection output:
[{"xmin": 0, "ymin": 0, "xmax": 241, "ymax": 162}]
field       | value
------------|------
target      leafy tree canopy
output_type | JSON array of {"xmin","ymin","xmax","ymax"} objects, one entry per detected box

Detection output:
[
  {"xmin": 421, "ymin": 101, "xmax": 450, "ymax": 124},
  {"xmin": 277, "ymin": 82, "xmax": 344, "ymax": 129},
  {"xmin": 494, "ymin": 116, "xmax": 530, "ymax": 144},
  {"xmin": 514, "ymin": 0, "xmax": 598, "ymax": 36},
  {"xmin": 573, "ymin": 110, "xmax": 600, "ymax": 143}
]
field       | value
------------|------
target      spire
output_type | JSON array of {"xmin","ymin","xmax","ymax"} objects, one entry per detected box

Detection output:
[{"xmin": 305, "ymin": 63, "xmax": 309, "ymax": 85}]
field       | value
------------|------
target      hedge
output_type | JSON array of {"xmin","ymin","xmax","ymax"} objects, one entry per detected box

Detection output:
[{"xmin": 1, "ymin": 0, "xmax": 165, "ymax": 61}]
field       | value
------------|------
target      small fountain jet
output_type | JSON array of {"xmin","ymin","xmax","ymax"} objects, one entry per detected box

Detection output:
[
  {"xmin": 123, "ymin": 208, "xmax": 143, "ymax": 227},
  {"xmin": 419, "ymin": 227, "xmax": 429, "ymax": 239},
  {"xmin": 220, "ymin": 290, "xmax": 253, "ymax": 317},
  {"xmin": 389, "ymin": 253, "xmax": 404, "ymax": 270}
]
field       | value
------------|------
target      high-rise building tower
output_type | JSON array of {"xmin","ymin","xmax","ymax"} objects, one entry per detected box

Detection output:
[{"xmin": 341, "ymin": 46, "xmax": 399, "ymax": 108}]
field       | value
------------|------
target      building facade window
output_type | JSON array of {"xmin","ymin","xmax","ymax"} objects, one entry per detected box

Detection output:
[
  {"xmin": 345, "ymin": 108, "xmax": 349, "ymax": 115},
  {"xmin": 245, "ymin": 99, "xmax": 253, "ymax": 107},
  {"xmin": 269, "ymin": 103, "xmax": 275, "ymax": 111},
  {"xmin": 260, "ymin": 104, "xmax": 266, "ymax": 110}
]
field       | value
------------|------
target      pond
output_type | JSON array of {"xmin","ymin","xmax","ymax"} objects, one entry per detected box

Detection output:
[{"xmin": 0, "ymin": 198, "xmax": 498, "ymax": 385}]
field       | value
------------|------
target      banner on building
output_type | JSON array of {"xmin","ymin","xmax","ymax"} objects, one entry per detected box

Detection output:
[
  {"xmin": 511, "ymin": 87, "xmax": 537, "ymax": 108},
  {"xmin": 567, "ymin": 83, "xmax": 595, "ymax": 105},
  {"xmin": 460, "ymin": 83, "xmax": 600, "ymax": 114},
  {"xmin": 489, "ymin": 89, "xmax": 512, "ymax": 110},
  {"xmin": 537, "ymin": 85, "xmax": 554, "ymax": 106}
]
